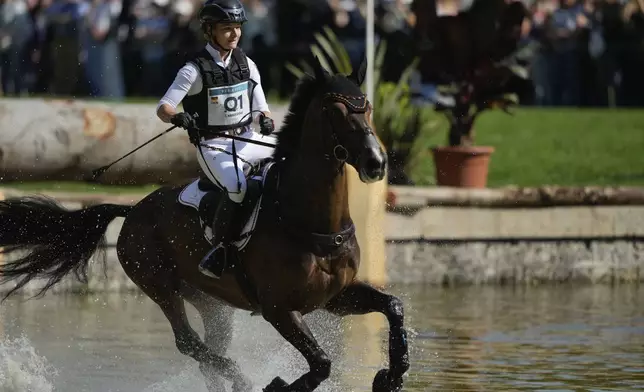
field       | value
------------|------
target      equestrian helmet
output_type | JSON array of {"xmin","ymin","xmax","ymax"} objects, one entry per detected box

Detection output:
[{"xmin": 199, "ymin": 0, "xmax": 247, "ymax": 24}]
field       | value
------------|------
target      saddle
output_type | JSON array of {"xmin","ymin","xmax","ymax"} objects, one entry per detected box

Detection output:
[{"xmin": 193, "ymin": 157, "xmax": 278, "ymax": 273}]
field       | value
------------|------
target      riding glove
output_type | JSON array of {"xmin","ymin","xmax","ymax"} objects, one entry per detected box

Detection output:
[
  {"xmin": 170, "ymin": 112, "xmax": 195, "ymax": 129},
  {"xmin": 171, "ymin": 112, "xmax": 199, "ymax": 145},
  {"xmin": 258, "ymin": 113, "xmax": 275, "ymax": 136}
]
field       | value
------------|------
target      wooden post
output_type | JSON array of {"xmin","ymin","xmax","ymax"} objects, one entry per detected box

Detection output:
[
  {"xmin": 340, "ymin": 313, "xmax": 386, "ymax": 387},
  {"xmin": 347, "ymin": 166, "xmax": 387, "ymax": 287},
  {"xmin": 0, "ymin": 190, "xmax": 3, "ymax": 269}
]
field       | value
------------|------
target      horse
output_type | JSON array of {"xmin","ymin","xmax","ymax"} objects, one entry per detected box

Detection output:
[{"xmin": 0, "ymin": 57, "xmax": 410, "ymax": 392}]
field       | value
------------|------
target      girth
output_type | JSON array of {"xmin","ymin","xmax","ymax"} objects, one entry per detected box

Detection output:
[{"xmin": 282, "ymin": 221, "xmax": 357, "ymax": 258}]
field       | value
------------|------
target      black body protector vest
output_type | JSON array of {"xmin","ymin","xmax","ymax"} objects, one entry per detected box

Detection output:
[{"xmin": 182, "ymin": 47, "xmax": 254, "ymax": 133}]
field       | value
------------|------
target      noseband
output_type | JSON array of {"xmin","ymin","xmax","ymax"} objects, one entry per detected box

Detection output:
[{"xmin": 321, "ymin": 92, "xmax": 374, "ymax": 166}]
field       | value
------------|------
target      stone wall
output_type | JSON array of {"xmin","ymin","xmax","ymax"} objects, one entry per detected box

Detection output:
[
  {"xmin": 387, "ymin": 240, "xmax": 643, "ymax": 285},
  {"xmin": 2, "ymin": 185, "xmax": 644, "ymax": 296},
  {"xmin": 384, "ymin": 186, "xmax": 644, "ymax": 285}
]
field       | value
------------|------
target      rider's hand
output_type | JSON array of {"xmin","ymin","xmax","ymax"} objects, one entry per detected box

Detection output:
[
  {"xmin": 258, "ymin": 113, "xmax": 275, "ymax": 136},
  {"xmin": 170, "ymin": 112, "xmax": 195, "ymax": 130},
  {"xmin": 171, "ymin": 112, "xmax": 199, "ymax": 145}
]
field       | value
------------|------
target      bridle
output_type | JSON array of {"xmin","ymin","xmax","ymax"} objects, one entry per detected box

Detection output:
[
  {"xmin": 277, "ymin": 90, "xmax": 373, "ymax": 257},
  {"xmin": 320, "ymin": 91, "xmax": 374, "ymax": 170}
]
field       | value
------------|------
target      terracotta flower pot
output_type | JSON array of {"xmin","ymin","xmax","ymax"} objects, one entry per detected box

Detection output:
[{"xmin": 431, "ymin": 146, "xmax": 495, "ymax": 188}]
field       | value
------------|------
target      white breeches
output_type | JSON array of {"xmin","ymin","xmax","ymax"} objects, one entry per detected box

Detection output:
[{"xmin": 196, "ymin": 128, "xmax": 275, "ymax": 203}]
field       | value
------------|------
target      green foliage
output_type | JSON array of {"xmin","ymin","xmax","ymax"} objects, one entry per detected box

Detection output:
[
  {"xmin": 286, "ymin": 27, "xmax": 353, "ymax": 77},
  {"xmin": 285, "ymin": 26, "xmax": 441, "ymax": 177}
]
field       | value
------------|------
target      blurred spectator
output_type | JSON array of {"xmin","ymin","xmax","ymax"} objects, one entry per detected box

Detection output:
[
  {"xmin": 0, "ymin": 0, "xmax": 642, "ymax": 109},
  {"xmin": 82, "ymin": 0, "xmax": 125, "ymax": 98},
  {"xmin": 545, "ymin": 0, "xmax": 588, "ymax": 106},
  {"xmin": 328, "ymin": 0, "xmax": 366, "ymax": 66},
  {"xmin": 129, "ymin": 0, "xmax": 171, "ymax": 96},
  {"xmin": 44, "ymin": 0, "xmax": 86, "ymax": 95},
  {"xmin": 619, "ymin": 0, "xmax": 644, "ymax": 106},
  {"xmin": 274, "ymin": 0, "xmax": 333, "ymax": 98},
  {"xmin": 240, "ymin": 0, "xmax": 276, "ymax": 92},
  {"xmin": 375, "ymin": 0, "xmax": 415, "ymax": 82},
  {"xmin": 0, "ymin": 0, "xmax": 35, "ymax": 96}
]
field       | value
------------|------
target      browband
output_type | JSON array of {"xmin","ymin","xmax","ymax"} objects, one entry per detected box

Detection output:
[{"xmin": 324, "ymin": 92, "xmax": 368, "ymax": 113}]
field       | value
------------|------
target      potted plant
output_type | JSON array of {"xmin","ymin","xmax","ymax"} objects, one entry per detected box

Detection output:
[
  {"xmin": 286, "ymin": 27, "xmax": 439, "ymax": 185},
  {"xmin": 413, "ymin": 0, "xmax": 535, "ymax": 188}
]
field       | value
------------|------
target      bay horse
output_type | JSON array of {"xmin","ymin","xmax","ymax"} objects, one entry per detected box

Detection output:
[{"xmin": 0, "ymin": 57, "xmax": 410, "ymax": 392}]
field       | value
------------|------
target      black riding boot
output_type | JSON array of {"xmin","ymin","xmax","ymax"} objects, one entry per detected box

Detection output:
[{"xmin": 198, "ymin": 195, "xmax": 239, "ymax": 279}]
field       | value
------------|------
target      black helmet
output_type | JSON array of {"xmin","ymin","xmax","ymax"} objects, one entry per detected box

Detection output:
[{"xmin": 199, "ymin": 0, "xmax": 247, "ymax": 24}]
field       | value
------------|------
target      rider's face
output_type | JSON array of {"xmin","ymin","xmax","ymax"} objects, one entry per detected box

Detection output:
[{"xmin": 212, "ymin": 23, "xmax": 242, "ymax": 50}]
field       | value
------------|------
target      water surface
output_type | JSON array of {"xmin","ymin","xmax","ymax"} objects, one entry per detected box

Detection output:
[{"xmin": 1, "ymin": 284, "xmax": 643, "ymax": 391}]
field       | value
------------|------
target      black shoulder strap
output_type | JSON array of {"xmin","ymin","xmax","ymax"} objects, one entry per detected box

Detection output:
[
  {"xmin": 231, "ymin": 48, "xmax": 251, "ymax": 80},
  {"xmin": 191, "ymin": 48, "xmax": 225, "ymax": 86}
]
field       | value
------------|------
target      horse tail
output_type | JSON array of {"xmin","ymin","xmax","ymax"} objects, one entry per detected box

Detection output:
[{"xmin": 0, "ymin": 195, "xmax": 132, "ymax": 301}]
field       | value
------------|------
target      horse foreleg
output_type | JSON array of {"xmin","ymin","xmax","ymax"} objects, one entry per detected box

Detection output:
[
  {"xmin": 158, "ymin": 294, "xmax": 252, "ymax": 392},
  {"xmin": 262, "ymin": 310, "xmax": 331, "ymax": 392},
  {"xmin": 325, "ymin": 281, "xmax": 410, "ymax": 392}
]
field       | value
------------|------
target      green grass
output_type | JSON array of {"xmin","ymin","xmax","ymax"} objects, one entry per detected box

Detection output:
[
  {"xmin": 1, "ymin": 181, "xmax": 160, "ymax": 195},
  {"xmin": 408, "ymin": 107, "xmax": 644, "ymax": 187}
]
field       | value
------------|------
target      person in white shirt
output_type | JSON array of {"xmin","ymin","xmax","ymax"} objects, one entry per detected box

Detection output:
[{"xmin": 156, "ymin": 0, "xmax": 276, "ymax": 279}]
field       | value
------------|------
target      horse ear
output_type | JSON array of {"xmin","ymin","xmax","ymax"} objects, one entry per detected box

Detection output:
[
  {"xmin": 312, "ymin": 55, "xmax": 329, "ymax": 82},
  {"xmin": 350, "ymin": 56, "xmax": 368, "ymax": 86}
]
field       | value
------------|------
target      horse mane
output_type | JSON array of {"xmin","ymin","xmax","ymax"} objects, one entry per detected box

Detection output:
[{"xmin": 272, "ymin": 74, "xmax": 323, "ymax": 161}]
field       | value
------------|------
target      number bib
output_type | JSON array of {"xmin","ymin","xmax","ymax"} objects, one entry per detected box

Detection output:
[{"xmin": 206, "ymin": 80, "xmax": 253, "ymax": 129}]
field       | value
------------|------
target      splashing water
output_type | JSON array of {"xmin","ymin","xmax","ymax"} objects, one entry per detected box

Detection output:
[
  {"xmin": 0, "ymin": 293, "xmax": 393, "ymax": 392},
  {"xmin": 142, "ymin": 310, "xmax": 369, "ymax": 392},
  {"xmin": 0, "ymin": 336, "xmax": 57, "ymax": 392}
]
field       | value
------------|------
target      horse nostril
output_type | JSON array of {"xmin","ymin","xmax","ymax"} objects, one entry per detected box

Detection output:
[{"xmin": 367, "ymin": 156, "xmax": 381, "ymax": 172}]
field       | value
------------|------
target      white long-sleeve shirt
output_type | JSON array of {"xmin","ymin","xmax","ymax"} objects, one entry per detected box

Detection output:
[{"xmin": 157, "ymin": 44, "xmax": 270, "ymax": 121}]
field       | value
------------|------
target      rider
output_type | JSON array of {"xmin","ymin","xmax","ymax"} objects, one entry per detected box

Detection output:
[{"xmin": 156, "ymin": 0, "xmax": 276, "ymax": 279}]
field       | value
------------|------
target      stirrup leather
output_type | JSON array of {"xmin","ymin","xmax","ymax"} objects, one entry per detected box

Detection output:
[{"xmin": 199, "ymin": 242, "xmax": 227, "ymax": 278}]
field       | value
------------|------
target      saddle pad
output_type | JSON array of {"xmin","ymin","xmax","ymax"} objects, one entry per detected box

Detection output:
[{"xmin": 178, "ymin": 161, "xmax": 274, "ymax": 250}]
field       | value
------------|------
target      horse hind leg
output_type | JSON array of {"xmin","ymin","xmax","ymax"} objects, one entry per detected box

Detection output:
[
  {"xmin": 325, "ymin": 281, "xmax": 410, "ymax": 392},
  {"xmin": 183, "ymin": 286, "xmax": 237, "ymax": 392},
  {"xmin": 155, "ymin": 292, "xmax": 252, "ymax": 392},
  {"xmin": 116, "ymin": 233, "xmax": 251, "ymax": 392}
]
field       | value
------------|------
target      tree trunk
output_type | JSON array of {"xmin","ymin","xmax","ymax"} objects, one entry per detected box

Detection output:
[{"xmin": 0, "ymin": 98, "xmax": 286, "ymax": 185}]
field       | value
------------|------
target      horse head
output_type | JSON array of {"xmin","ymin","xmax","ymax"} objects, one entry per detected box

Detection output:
[
  {"xmin": 275, "ymin": 56, "xmax": 387, "ymax": 184},
  {"xmin": 313, "ymin": 56, "xmax": 387, "ymax": 183}
]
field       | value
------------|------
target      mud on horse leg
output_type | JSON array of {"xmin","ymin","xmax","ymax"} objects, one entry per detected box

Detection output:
[
  {"xmin": 262, "ymin": 310, "xmax": 332, "ymax": 392},
  {"xmin": 325, "ymin": 281, "xmax": 410, "ymax": 392}
]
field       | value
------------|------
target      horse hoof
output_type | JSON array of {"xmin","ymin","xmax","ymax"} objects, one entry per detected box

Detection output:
[
  {"xmin": 263, "ymin": 376, "xmax": 289, "ymax": 392},
  {"xmin": 372, "ymin": 369, "xmax": 403, "ymax": 392}
]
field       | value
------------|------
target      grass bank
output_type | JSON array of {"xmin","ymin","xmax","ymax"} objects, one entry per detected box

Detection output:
[
  {"xmin": 408, "ymin": 107, "xmax": 644, "ymax": 187},
  {"xmin": 0, "ymin": 181, "xmax": 159, "ymax": 195}
]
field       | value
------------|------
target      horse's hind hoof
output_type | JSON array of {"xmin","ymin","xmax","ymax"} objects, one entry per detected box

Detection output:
[
  {"xmin": 372, "ymin": 369, "xmax": 403, "ymax": 392},
  {"xmin": 263, "ymin": 376, "xmax": 289, "ymax": 392}
]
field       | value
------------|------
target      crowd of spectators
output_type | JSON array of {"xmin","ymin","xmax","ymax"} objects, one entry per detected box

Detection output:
[{"xmin": 0, "ymin": 0, "xmax": 642, "ymax": 107}]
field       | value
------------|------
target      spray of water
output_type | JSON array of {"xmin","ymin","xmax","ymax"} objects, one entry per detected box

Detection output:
[
  {"xmin": 143, "ymin": 310, "xmax": 373, "ymax": 392},
  {"xmin": 0, "ymin": 336, "xmax": 57, "ymax": 392},
  {"xmin": 0, "ymin": 286, "xmax": 421, "ymax": 392}
]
